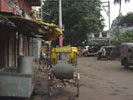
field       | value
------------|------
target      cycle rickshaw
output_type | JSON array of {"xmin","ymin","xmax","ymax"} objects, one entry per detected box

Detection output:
[{"xmin": 48, "ymin": 45, "xmax": 80, "ymax": 97}]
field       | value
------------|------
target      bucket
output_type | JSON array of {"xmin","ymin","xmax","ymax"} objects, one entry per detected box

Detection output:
[{"xmin": 18, "ymin": 56, "xmax": 33, "ymax": 74}]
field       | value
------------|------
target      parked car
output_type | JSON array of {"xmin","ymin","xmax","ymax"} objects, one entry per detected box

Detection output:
[
  {"xmin": 97, "ymin": 45, "xmax": 119, "ymax": 60},
  {"xmin": 82, "ymin": 45, "xmax": 102, "ymax": 56},
  {"xmin": 120, "ymin": 43, "xmax": 133, "ymax": 69},
  {"xmin": 88, "ymin": 45, "xmax": 101, "ymax": 56}
]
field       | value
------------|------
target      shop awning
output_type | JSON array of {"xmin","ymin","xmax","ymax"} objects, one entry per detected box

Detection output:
[{"xmin": 0, "ymin": 15, "xmax": 62, "ymax": 41}]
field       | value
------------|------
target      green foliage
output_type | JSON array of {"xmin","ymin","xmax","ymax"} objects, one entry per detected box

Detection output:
[
  {"xmin": 119, "ymin": 13, "xmax": 133, "ymax": 26},
  {"xmin": 111, "ymin": 29, "xmax": 120, "ymax": 37},
  {"xmin": 43, "ymin": 0, "xmax": 104, "ymax": 45},
  {"xmin": 112, "ymin": 30, "xmax": 133, "ymax": 47}
]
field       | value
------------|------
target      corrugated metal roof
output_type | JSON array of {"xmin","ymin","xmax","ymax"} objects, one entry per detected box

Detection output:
[
  {"xmin": 0, "ymin": 15, "xmax": 15, "ymax": 27},
  {"xmin": 0, "ymin": 15, "xmax": 62, "ymax": 41}
]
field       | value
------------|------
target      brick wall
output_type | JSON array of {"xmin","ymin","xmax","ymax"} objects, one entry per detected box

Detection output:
[
  {"xmin": 0, "ymin": 0, "xmax": 32, "ymax": 15},
  {"xmin": 0, "ymin": 1, "xmax": 1, "ymax": 11},
  {"xmin": 0, "ymin": 0, "xmax": 15, "ymax": 13},
  {"xmin": 18, "ymin": 0, "xmax": 31, "ymax": 14}
]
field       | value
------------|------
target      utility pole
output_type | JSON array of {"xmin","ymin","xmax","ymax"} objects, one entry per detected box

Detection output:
[
  {"xmin": 59, "ymin": 0, "xmax": 63, "ymax": 47},
  {"xmin": 41, "ymin": 0, "xmax": 43, "ymax": 20},
  {"xmin": 108, "ymin": 1, "xmax": 110, "ymax": 30},
  {"xmin": 101, "ymin": 1, "xmax": 111, "ymax": 45},
  {"xmin": 101, "ymin": 1, "xmax": 110, "ymax": 29}
]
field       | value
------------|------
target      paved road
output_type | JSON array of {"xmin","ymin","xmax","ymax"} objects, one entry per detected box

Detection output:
[{"xmin": 33, "ymin": 57, "xmax": 133, "ymax": 100}]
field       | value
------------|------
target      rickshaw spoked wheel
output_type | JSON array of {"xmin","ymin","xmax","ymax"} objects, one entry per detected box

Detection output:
[
  {"xmin": 48, "ymin": 73, "xmax": 53, "ymax": 96},
  {"xmin": 76, "ymin": 73, "xmax": 80, "ymax": 97},
  {"xmin": 76, "ymin": 79, "xmax": 79, "ymax": 97}
]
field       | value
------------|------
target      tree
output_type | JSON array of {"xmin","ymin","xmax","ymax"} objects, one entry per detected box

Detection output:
[
  {"xmin": 111, "ymin": 12, "xmax": 133, "ymax": 48},
  {"xmin": 119, "ymin": 13, "xmax": 133, "ymax": 26},
  {"xmin": 114, "ymin": 0, "xmax": 130, "ymax": 17},
  {"xmin": 112, "ymin": 30, "xmax": 133, "ymax": 47},
  {"xmin": 43, "ymin": 0, "xmax": 104, "ymax": 45}
]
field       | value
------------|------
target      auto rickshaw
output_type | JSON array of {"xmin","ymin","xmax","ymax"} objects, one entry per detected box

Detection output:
[
  {"xmin": 48, "ymin": 45, "xmax": 80, "ymax": 97},
  {"xmin": 121, "ymin": 43, "xmax": 133, "ymax": 69},
  {"xmin": 97, "ymin": 45, "xmax": 119, "ymax": 60}
]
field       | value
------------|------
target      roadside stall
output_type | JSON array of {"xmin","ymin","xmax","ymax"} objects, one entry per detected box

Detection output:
[{"xmin": 0, "ymin": 15, "xmax": 62, "ymax": 98}]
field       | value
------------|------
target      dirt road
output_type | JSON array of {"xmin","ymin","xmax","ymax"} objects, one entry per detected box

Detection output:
[
  {"xmin": 75, "ymin": 57, "xmax": 133, "ymax": 100},
  {"xmin": 2, "ymin": 57, "xmax": 133, "ymax": 100},
  {"xmin": 34, "ymin": 57, "xmax": 133, "ymax": 100}
]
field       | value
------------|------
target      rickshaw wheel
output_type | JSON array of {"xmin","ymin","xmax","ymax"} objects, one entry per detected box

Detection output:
[
  {"xmin": 48, "ymin": 80, "xmax": 52, "ymax": 96},
  {"xmin": 48, "ymin": 74, "xmax": 53, "ymax": 96},
  {"xmin": 76, "ymin": 79, "xmax": 79, "ymax": 97},
  {"xmin": 76, "ymin": 73, "xmax": 80, "ymax": 97}
]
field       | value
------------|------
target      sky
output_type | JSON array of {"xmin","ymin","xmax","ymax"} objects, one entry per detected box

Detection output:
[{"xmin": 100, "ymin": 0, "xmax": 133, "ymax": 30}]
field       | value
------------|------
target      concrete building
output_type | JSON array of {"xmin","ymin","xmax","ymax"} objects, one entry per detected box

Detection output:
[{"xmin": 87, "ymin": 32, "xmax": 109, "ymax": 42}]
